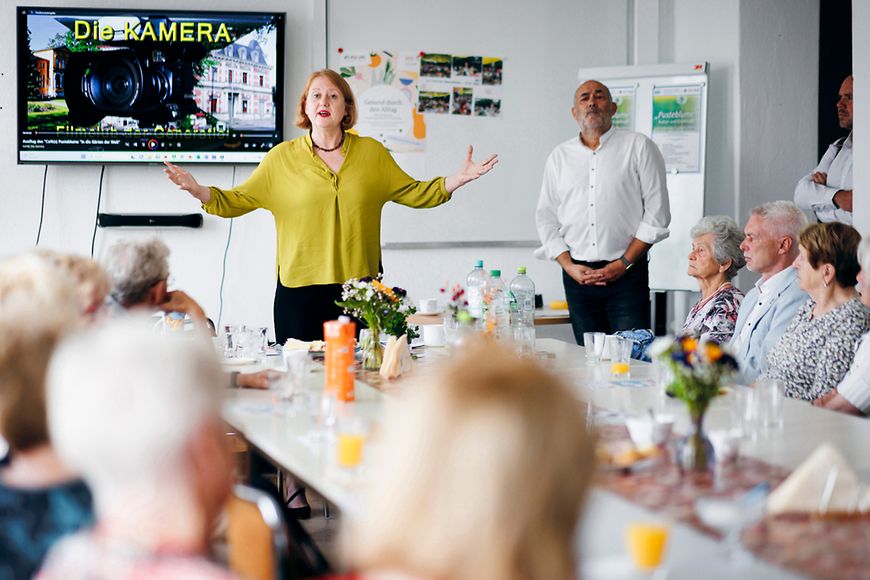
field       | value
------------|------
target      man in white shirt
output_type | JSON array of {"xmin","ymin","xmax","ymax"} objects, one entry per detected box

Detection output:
[
  {"xmin": 730, "ymin": 201, "xmax": 808, "ymax": 382},
  {"xmin": 536, "ymin": 80, "xmax": 670, "ymax": 344},
  {"xmin": 794, "ymin": 75, "xmax": 853, "ymax": 224}
]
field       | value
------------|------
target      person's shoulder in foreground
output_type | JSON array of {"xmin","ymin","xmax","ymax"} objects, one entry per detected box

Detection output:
[
  {"xmin": 0, "ymin": 479, "xmax": 93, "ymax": 580},
  {"xmin": 37, "ymin": 529, "xmax": 238, "ymax": 580}
]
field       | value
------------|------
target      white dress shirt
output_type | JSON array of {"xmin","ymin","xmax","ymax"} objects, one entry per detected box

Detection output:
[
  {"xmin": 536, "ymin": 129, "xmax": 670, "ymax": 262},
  {"xmin": 837, "ymin": 332, "xmax": 870, "ymax": 414},
  {"xmin": 733, "ymin": 267, "xmax": 795, "ymax": 351},
  {"xmin": 794, "ymin": 133, "xmax": 853, "ymax": 225}
]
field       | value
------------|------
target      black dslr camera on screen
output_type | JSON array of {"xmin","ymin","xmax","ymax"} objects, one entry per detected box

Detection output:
[{"xmin": 64, "ymin": 17, "xmax": 207, "ymax": 128}]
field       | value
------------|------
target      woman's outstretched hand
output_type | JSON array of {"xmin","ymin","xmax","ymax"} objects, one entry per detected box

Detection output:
[
  {"xmin": 163, "ymin": 161, "xmax": 212, "ymax": 203},
  {"xmin": 444, "ymin": 146, "xmax": 499, "ymax": 193}
]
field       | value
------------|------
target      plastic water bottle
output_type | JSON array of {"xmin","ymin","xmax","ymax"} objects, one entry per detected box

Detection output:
[
  {"xmin": 510, "ymin": 267, "xmax": 536, "ymax": 354},
  {"xmin": 466, "ymin": 259, "xmax": 489, "ymax": 321},
  {"xmin": 509, "ymin": 267, "xmax": 536, "ymax": 326},
  {"xmin": 484, "ymin": 269, "xmax": 510, "ymax": 340}
]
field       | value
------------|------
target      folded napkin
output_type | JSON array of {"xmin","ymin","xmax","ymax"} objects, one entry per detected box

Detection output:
[
  {"xmin": 379, "ymin": 334, "xmax": 411, "ymax": 379},
  {"xmin": 283, "ymin": 338, "xmax": 326, "ymax": 352},
  {"xmin": 767, "ymin": 443, "xmax": 870, "ymax": 515}
]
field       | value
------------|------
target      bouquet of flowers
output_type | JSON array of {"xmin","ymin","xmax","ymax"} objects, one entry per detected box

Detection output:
[
  {"xmin": 650, "ymin": 335, "xmax": 740, "ymax": 471},
  {"xmin": 439, "ymin": 282, "xmax": 468, "ymax": 318},
  {"xmin": 336, "ymin": 276, "xmax": 417, "ymax": 370},
  {"xmin": 650, "ymin": 335, "xmax": 739, "ymax": 417}
]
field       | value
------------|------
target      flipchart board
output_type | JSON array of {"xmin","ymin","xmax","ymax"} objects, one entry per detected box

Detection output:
[{"xmin": 577, "ymin": 63, "xmax": 710, "ymax": 292}]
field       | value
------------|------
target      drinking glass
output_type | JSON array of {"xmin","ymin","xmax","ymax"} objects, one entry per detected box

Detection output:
[
  {"xmin": 266, "ymin": 370, "xmax": 294, "ymax": 413},
  {"xmin": 625, "ymin": 522, "xmax": 669, "ymax": 573},
  {"xmin": 695, "ymin": 489, "xmax": 766, "ymax": 564},
  {"xmin": 611, "ymin": 337, "xmax": 633, "ymax": 378},
  {"xmin": 222, "ymin": 324, "xmax": 245, "ymax": 358},
  {"xmin": 336, "ymin": 417, "xmax": 367, "ymax": 470},
  {"xmin": 747, "ymin": 378, "xmax": 784, "ymax": 439},
  {"xmin": 583, "ymin": 331, "xmax": 606, "ymax": 364}
]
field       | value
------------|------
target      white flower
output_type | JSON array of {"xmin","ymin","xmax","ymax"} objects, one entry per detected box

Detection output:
[{"xmin": 648, "ymin": 335, "xmax": 675, "ymax": 358}]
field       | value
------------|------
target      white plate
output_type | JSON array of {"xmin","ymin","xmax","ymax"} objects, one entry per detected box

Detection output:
[{"xmin": 223, "ymin": 356, "xmax": 258, "ymax": 366}]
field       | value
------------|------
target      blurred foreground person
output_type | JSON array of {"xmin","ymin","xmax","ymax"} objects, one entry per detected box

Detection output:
[
  {"xmin": 0, "ymin": 254, "xmax": 93, "ymax": 579},
  {"xmin": 38, "ymin": 250, "xmax": 111, "ymax": 324},
  {"xmin": 39, "ymin": 318, "xmax": 237, "ymax": 579},
  {"xmin": 340, "ymin": 342, "xmax": 595, "ymax": 580}
]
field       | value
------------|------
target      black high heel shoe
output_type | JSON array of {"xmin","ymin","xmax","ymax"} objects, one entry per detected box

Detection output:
[{"xmin": 286, "ymin": 487, "xmax": 312, "ymax": 520}]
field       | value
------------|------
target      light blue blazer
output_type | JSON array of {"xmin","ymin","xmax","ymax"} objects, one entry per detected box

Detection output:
[{"xmin": 729, "ymin": 267, "xmax": 808, "ymax": 383}]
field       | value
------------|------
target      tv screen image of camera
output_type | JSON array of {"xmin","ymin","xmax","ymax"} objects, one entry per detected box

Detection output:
[{"xmin": 17, "ymin": 7, "xmax": 285, "ymax": 164}]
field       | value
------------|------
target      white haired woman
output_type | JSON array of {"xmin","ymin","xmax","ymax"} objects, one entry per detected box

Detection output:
[
  {"xmin": 39, "ymin": 318, "xmax": 235, "ymax": 578},
  {"xmin": 683, "ymin": 215, "xmax": 747, "ymax": 343},
  {"xmin": 335, "ymin": 342, "xmax": 595, "ymax": 580}
]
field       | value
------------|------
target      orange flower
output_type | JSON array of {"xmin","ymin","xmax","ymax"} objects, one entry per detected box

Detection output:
[
  {"xmin": 373, "ymin": 279, "xmax": 398, "ymax": 302},
  {"xmin": 682, "ymin": 337, "xmax": 698, "ymax": 352},
  {"xmin": 705, "ymin": 343, "xmax": 723, "ymax": 362}
]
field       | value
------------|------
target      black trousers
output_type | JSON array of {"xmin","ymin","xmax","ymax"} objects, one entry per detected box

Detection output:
[
  {"xmin": 562, "ymin": 257, "xmax": 651, "ymax": 345},
  {"xmin": 273, "ymin": 281, "xmax": 344, "ymax": 343}
]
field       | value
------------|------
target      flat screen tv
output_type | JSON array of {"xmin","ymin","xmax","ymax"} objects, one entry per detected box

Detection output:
[{"xmin": 17, "ymin": 7, "xmax": 285, "ymax": 164}]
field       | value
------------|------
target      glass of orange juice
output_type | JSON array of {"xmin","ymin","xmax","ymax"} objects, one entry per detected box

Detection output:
[
  {"xmin": 625, "ymin": 521, "xmax": 669, "ymax": 572},
  {"xmin": 611, "ymin": 337, "xmax": 633, "ymax": 378},
  {"xmin": 336, "ymin": 418, "xmax": 367, "ymax": 469}
]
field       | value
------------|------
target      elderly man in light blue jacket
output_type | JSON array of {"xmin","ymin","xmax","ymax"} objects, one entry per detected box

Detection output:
[{"xmin": 730, "ymin": 201, "xmax": 808, "ymax": 382}]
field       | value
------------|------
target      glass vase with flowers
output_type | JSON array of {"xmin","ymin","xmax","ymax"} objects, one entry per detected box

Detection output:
[
  {"xmin": 650, "ymin": 335, "xmax": 739, "ymax": 472},
  {"xmin": 336, "ymin": 276, "xmax": 417, "ymax": 371}
]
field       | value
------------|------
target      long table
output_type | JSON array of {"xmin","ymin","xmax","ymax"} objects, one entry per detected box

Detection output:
[{"xmin": 223, "ymin": 339, "xmax": 870, "ymax": 579}]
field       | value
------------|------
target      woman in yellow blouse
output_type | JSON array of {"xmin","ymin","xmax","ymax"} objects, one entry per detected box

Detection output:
[{"xmin": 164, "ymin": 69, "xmax": 497, "ymax": 342}]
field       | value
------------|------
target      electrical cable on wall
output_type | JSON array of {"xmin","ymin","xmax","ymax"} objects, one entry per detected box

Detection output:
[
  {"xmin": 35, "ymin": 165, "xmax": 48, "ymax": 246},
  {"xmin": 216, "ymin": 166, "xmax": 237, "ymax": 329},
  {"xmin": 90, "ymin": 165, "xmax": 106, "ymax": 258}
]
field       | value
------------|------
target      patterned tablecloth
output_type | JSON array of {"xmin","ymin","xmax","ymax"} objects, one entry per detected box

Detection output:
[{"xmin": 595, "ymin": 424, "xmax": 870, "ymax": 579}]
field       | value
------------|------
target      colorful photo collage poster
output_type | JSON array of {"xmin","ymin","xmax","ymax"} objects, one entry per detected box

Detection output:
[{"xmin": 418, "ymin": 53, "xmax": 503, "ymax": 118}]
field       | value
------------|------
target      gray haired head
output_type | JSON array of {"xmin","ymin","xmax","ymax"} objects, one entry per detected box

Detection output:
[
  {"xmin": 103, "ymin": 238, "xmax": 170, "ymax": 307},
  {"xmin": 690, "ymin": 215, "xmax": 746, "ymax": 280},
  {"xmin": 749, "ymin": 200, "xmax": 808, "ymax": 241}
]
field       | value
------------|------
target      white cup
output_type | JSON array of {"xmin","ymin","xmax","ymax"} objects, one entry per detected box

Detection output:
[
  {"xmin": 418, "ymin": 298, "xmax": 440, "ymax": 314},
  {"xmin": 422, "ymin": 324, "xmax": 445, "ymax": 347}
]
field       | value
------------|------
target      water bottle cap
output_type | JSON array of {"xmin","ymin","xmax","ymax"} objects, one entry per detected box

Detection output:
[
  {"xmin": 517, "ymin": 266, "xmax": 527, "ymax": 275},
  {"xmin": 490, "ymin": 269, "xmax": 501, "ymax": 277},
  {"xmin": 475, "ymin": 259, "xmax": 484, "ymax": 268}
]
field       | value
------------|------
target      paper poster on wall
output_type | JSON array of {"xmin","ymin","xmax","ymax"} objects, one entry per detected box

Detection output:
[
  {"xmin": 473, "ymin": 86, "xmax": 502, "ymax": 117},
  {"xmin": 338, "ymin": 51, "xmax": 426, "ymax": 153},
  {"xmin": 651, "ymin": 84, "xmax": 703, "ymax": 173},
  {"xmin": 482, "ymin": 58, "xmax": 503, "ymax": 85},
  {"xmin": 418, "ymin": 52, "xmax": 505, "ymax": 118},
  {"xmin": 610, "ymin": 86, "xmax": 636, "ymax": 131}
]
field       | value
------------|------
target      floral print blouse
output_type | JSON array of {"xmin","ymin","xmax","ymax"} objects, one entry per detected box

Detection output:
[
  {"xmin": 682, "ymin": 285, "xmax": 744, "ymax": 344},
  {"xmin": 763, "ymin": 298, "xmax": 870, "ymax": 401}
]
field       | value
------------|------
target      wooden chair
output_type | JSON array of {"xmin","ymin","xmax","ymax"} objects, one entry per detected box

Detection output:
[{"xmin": 225, "ymin": 484, "xmax": 291, "ymax": 580}]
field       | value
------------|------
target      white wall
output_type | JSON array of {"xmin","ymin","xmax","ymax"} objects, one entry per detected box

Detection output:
[
  {"xmin": 0, "ymin": 0, "xmax": 831, "ymax": 341},
  {"xmin": 854, "ymin": 1, "xmax": 870, "ymax": 235}
]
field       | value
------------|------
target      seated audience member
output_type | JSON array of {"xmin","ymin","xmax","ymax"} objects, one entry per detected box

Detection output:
[
  {"xmin": 763, "ymin": 223, "xmax": 870, "ymax": 401},
  {"xmin": 340, "ymin": 342, "xmax": 594, "ymax": 580},
  {"xmin": 683, "ymin": 215, "xmax": 746, "ymax": 342},
  {"xmin": 730, "ymin": 201, "xmax": 808, "ymax": 382},
  {"xmin": 39, "ymin": 318, "xmax": 236, "ymax": 579},
  {"xmin": 0, "ymin": 254, "xmax": 93, "ymax": 579},
  {"xmin": 815, "ymin": 236, "xmax": 870, "ymax": 415},
  {"xmin": 102, "ymin": 237, "xmax": 210, "ymax": 329},
  {"xmin": 38, "ymin": 251, "xmax": 111, "ymax": 324}
]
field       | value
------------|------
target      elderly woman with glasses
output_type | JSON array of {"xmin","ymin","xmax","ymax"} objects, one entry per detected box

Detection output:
[
  {"xmin": 763, "ymin": 222, "xmax": 870, "ymax": 401},
  {"xmin": 682, "ymin": 215, "xmax": 747, "ymax": 343}
]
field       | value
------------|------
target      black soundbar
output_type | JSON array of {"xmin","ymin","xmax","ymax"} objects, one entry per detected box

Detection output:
[{"xmin": 97, "ymin": 213, "xmax": 203, "ymax": 228}]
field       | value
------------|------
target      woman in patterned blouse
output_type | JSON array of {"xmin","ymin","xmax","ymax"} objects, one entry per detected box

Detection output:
[
  {"xmin": 682, "ymin": 216, "xmax": 746, "ymax": 343},
  {"xmin": 763, "ymin": 223, "xmax": 870, "ymax": 401}
]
